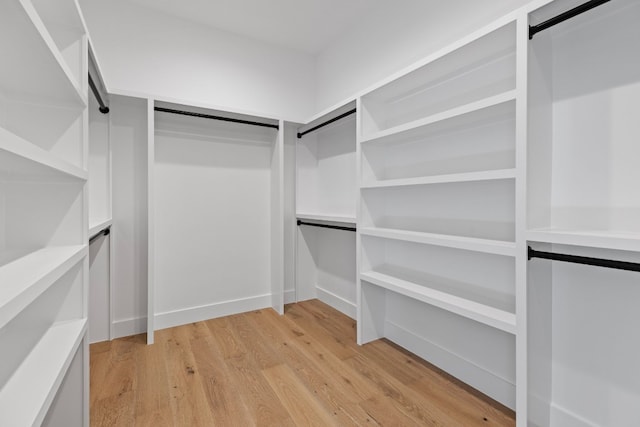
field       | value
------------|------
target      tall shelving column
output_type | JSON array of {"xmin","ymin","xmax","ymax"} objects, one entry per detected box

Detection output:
[
  {"xmin": 357, "ymin": 18, "xmax": 520, "ymax": 409},
  {"xmin": 526, "ymin": 0, "xmax": 640, "ymax": 425},
  {"xmin": 0, "ymin": 0, "xmax": 89, "ymax": 425}
]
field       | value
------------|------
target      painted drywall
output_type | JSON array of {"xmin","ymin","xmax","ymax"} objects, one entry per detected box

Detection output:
[
  {"xmin": 315, "ymin": 0, "xmax": 532, "ymax": 113},
  {"xmin": 110, "ymin": 96, "xmax": 149, "ymax": 338},
  {"xmin": 79, "ymin": 0, "xmax": 316, "ymax": 122}
]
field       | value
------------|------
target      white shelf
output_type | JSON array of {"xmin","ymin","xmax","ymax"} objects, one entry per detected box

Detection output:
[
  {"xmin": 361, "ymin": 168, "xmax": 516, "ymax": 189},
  {"xmin": 527, "ymin": 228, "xmax": 640, "ymax": 253},
  {"xmin": 296, "ymin": 212, "xmax": 356, "ymax": 226},
  {"xmin": 0, "ymin": 246, "xmax": 87, "ymax": 330},
  {"xmin": 360, "ymin": 227, "xmax": 516, "ymax": 257},
  {"xmin": 361, "ymin": 270, "xmax": 516, "ymax": 334},
  {"xmin": 0, "ymin": 318, "xmax": 87, "ymax": 427},
  {"xmin": 0, "ymin": 0, "xmax": 86, "ymax": 106},
  {"xmin": 89, "ymin": 219, "xmax": 113, "ymax": 239},
  {"xmin": 361, "ymin": 90, "xmax": 516, "ymax": 143},
  {"xmin": 0, "ymin": 126, "xmax": 87, "ymax": 181}
]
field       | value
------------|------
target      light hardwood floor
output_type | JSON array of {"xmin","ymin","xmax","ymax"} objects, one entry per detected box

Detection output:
[{"xmin": 90, "ymin": 300, "xmax": 515, "ymax": 426}]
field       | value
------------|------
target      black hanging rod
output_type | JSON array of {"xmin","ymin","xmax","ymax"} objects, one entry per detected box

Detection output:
[
  {"xmin": 529, "ymin": 0, "xmax": 610, "ymax": 39},
  {"xmin": 89, "ymin": 226, "xmax": 111, "ymax": 244},
  {"xmin": 297, "ymin": 220, "xmax": 356, "ymax": 232},
  {"xmin": 88, "ymin": 73, "xmax": 109, "ymax": 114},
  {"xmin": 297, "ymin": 108, "xmax": 356, "ymax": 139},
  {"xmin": 154, "ymin": 107, "xmax": 279, "ymax": 130},
  {"xmin": 528, "ymin": 246, "xmax": 640, "ymax": 272}
]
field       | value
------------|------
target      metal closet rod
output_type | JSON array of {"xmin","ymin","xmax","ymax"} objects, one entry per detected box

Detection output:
[
  {"xmin": 89, "ymin": 226, "xmax": 111, "ymax": 244},
  {"xmin": 154, "ymin": 107, "xmax": 279, "ymax": 130},
  {"xmin": 297, "ymin": 108, "xmax": 357, "ymax": 139},
  {"xmin": 527, "ymin": 246, "xmax": 640, "ymax": 272},
  {"xmin": 297, "ymin": 220, "xmax": 356, "ymax": 232},
  {"xmin": 529, "ymin": 0, "xmax": 610, "ymax": 39},
  {"xmin": 88, "ymin": 73, "xmax": 109, "ymax": 114}
]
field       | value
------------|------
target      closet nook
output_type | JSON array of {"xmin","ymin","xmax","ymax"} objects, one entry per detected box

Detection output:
[
  {"xmin": 147, "ymin": 101, "xmax": 285, "ymax": 343},
  {"xmin": 295, "ymin": 102, "xmax": 358, "ymax": 318},
  {"xmin": 0, "ymin": 0, "xmax": 89, "ymax": 424}
]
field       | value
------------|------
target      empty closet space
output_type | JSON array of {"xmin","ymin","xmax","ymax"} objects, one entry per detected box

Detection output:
[
  {"xmin": 295, "ymin": 103, "xmax": 357, "ymax": 317},
  {"xmin": 151, "ymin": 102, "xmax": 283, "ymax": 333},
  {"xmin": 527, "ymin": 0, "xmax": 640, "ymax": 426}
]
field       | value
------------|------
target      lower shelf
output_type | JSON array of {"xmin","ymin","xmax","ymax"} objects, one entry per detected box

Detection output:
[
  {"xmin": 0, "ymin": 318, "xmax": 87, "ymax": 426},
  {"xmin": 361, "ymin": 270, "xmax": 516, "ymax": 334}
]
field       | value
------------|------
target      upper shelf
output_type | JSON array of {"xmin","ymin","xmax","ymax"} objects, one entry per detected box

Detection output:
[
  {"xmin": 0, "ymin": 0, "xmax": 86, "ymax": 107},
  {"xmin": 0, "ymin": 245, "xmax": 87, "ymax": 331},
  {"xmin": 361, "ymin": 90, "xmax": 516, "ymax": 144},
  {"xmin": 361, "ymin": 168, "xmax": 516, "ymax": 189},
  {"xmin": 360, "ymin": 21, "xmax": 516, "ymax": 137},
  {"xmin": 527, "ymin": 228, "xmax": 640, "ymax": 253},
  {"xmin": 0, "ymin": 126, "xmax": 87, "ymax": 181}
]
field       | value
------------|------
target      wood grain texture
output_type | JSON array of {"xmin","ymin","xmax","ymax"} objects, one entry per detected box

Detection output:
[{"xmin": 91, "ymin": 299, "xmax": 515, "ymax": 426}]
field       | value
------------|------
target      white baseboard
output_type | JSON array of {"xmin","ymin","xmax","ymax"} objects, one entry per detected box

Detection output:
[
  {"xmin": 316, "ymin": 287, "xmax": 356, "ymax": 319},
  {"xmin": 385, "ymin": 320, "xmax": 515, "ymax": 410},
  {"xmin": 112, "ymin": 316, "xmax": 147, "ymax": 339},
  {"xmin": 154, "ymin": 294, "xmax": 272, "ymax": 331},
  {"xmin": 550, "ymin": 403, "xmax": 600, "ymax": 427},
  {"xmin": 284, "ymin": 289, "xmax": 296, "ymax": 304}
]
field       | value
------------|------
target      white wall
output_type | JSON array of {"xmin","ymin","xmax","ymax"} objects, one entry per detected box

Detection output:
[
  {"xmin": 79, "ymin": 0, "xmax": 316, "ymax": 122},
  {"xmin": 110, "ymin": 96, "xmax": 149, "ymax": 338},
  {"xmin": 80, "ymin": 0, "xmax": 533, "ymax": 122},
  {"xmin": 152, "ymin": 110, "xmax": 277, "ymax": 329},
  {"xmin": 314, "ymin": 0, "xmax": 531, "ymax": 113}
]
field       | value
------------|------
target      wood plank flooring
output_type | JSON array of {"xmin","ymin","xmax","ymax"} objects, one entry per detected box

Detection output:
[{"xmin": 90, "ymin": 300, "xmax": 515, "ymax": 426}]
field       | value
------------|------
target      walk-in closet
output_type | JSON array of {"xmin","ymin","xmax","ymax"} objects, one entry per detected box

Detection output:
[{"xmin": 1, "ymin": 0, "xmax": 639, "ymax": 425}]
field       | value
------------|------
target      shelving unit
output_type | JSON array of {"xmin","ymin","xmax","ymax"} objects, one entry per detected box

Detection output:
[
  {"xmin": 295, "ymin": 103, "xmax": 358, "ymax": 317},
  {"xmin": 0, "ymin": 0, "xmax": 89, "ymax": 424},
  {"xmin": 358, "ymin": 18, "xmax": 519, "ymax": 410},
  {"xmin": 526, "ymin": 0, "xmax": 640, "ymax": 425}
]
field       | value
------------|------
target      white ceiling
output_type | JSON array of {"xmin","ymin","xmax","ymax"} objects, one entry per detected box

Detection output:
[{"xmin": 126, "ymin": 0, "xmax": 380, "ymax": 54}]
